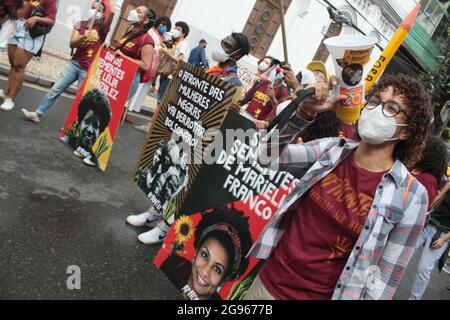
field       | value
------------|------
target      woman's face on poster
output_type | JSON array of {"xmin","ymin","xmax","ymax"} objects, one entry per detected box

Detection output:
[{"xmin": 189, "ymin": 238, "xmax": 230, "ymax": 298}]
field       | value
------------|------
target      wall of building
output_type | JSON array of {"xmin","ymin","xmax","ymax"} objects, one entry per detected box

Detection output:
[{"xmin": 45, "ymin": 0, "xmax": 93, "ymax": 55}]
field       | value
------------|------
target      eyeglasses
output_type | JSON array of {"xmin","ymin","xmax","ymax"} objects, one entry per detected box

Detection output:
[{"xmin": 364, "ymin": 97, "xmax": 407, "ymax": 118}]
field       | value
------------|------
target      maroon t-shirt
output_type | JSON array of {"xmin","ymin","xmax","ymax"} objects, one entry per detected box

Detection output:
[
  {"xmin": 72, "ymin": 21, "xmax": 107, "ymax": 70},
  {"xmin": 414, "ymin": 172, "xmax": 437, "ymax": 208},
  {"xmin": 339, "ymin": 122, "xmax": 357, "ymax": 140},
  {"xmin": 259, "ymin": 152, "xmax": 386, "ymax": 300},
  {"xmin": 23, "ymin": 0, "xmax": 57, "ymax": 21},
  {"xmin": 116, "ymin": 32, "xmax": 154, "ymax": 73},
  {"xmin": 245, "ymin": 80, "xmax": 288, "ymax": 120}
]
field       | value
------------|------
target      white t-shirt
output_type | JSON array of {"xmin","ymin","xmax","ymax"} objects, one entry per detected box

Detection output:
[{"xmin": 174, "ymin": 39, "xmax": 189, "ymax": 62}]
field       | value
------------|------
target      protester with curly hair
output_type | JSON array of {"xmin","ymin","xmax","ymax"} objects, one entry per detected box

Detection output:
[
  {"xmin": 245, "ymin": 73, "xmax": 433, "ymax": 300},
  {"xmin": 160, "ymin": 206, "xmax": 253, "ymax": 300},
  {"xmin": 412, "ymin": 136, "xmax": 448, "ymax": 206}
]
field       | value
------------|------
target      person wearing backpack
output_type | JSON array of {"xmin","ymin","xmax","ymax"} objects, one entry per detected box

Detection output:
[{"xmin": 21, "ymin": 0, "xmax": 115, "ymax": 123}]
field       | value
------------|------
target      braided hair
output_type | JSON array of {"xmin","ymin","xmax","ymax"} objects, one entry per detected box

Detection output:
[{"xmin": 117, "ymin": 7, "xmax": 156, "ymax": 51}]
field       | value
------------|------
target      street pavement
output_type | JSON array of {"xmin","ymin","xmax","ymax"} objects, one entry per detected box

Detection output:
[{"xmin": 0, "ymin": 79, "xmax": 449, "ymax": 300}]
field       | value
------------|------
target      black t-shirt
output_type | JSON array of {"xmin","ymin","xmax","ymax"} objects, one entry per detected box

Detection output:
[{"xmin": 431, "ymin": 190, "xmax": 450, "ymax": 229}]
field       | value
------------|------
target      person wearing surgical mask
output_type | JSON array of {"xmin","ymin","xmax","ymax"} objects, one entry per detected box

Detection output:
[
  {"xmin": 205, "ymin": 32, "xmax": 250, "ymax": 88},
  {"xmin": 156, "ymin": 21, "xmax": 190, "ymax": 103},
  {"xmin": 244, "ymin": 74, "xmax": 433, "ymax": 301},
  {"xmin": 22, "ymin": 0, "xmax": 115, "ymax": 123},
  {"xmin": 232, "ymin": 56, "xmax": 288, "ymax": 121},
  {"xmin": 133, "ymin": 15, "xmax": 172, "ymax": 133},
  {"xmin": 114, "ymin": 6, "xmax": 155, "ymax": 101}
]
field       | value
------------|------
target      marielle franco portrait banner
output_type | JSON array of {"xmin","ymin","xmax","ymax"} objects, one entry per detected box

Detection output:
[
  {"xmin": 133, "ymin": 61, "xmax": 237, "ymax": 222},
  {"xmin": 154, "ymin": 111, "xmax": 303, "ymax": 300},
  {"xmin": 60, "ymin": 47, "xmax": 138, "ymax": 171}
]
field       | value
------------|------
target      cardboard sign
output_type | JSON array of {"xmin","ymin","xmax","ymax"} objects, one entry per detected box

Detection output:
[
  {"xmin": 60, "ymin": 47, "xmax": 138, "ymax": 171},
  {"xmin": 155, "ymin": 111, "xmax": 303, "ymax": 300},
  {"xmin": 133, "ymin": 61, "xmax": 237, "ymax": 221}
]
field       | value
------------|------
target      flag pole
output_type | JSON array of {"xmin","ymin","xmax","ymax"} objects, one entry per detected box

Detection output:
[{"xmin": 279, "ymin": 0, "xmax": 289, "ymax": 64}]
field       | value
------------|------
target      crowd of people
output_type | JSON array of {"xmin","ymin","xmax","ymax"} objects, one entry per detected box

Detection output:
[{"xmin": 0, "ymin": 0, "xmax": 448, "ymax": 300}]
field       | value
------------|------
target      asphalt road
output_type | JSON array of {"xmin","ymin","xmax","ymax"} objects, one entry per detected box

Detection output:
[{"xmin": 0, "ymin": 79, "xmax": 448, "ymax": 300}]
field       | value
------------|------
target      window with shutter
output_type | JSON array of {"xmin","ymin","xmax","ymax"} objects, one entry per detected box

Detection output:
[{"xmin": 242, "ymin": 0, "xmax": 292, "ymax": 59}]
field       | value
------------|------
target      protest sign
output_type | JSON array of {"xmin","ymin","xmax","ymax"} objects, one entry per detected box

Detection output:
[
  {"xmin": 154, "ymin": 111, "xmax": 302, "ymax": 300},
  {"xmin": 60, "ymin": 47, "xmax": 138, "ymax": 171},
  {"xmin": 133, "ymin": 61, "xmax": 237, "ymax": 222}
]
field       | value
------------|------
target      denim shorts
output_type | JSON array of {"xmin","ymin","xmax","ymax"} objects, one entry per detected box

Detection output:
[{"xmin": 8, "ymin": 19, "xmax": 45, "ymax": 55}]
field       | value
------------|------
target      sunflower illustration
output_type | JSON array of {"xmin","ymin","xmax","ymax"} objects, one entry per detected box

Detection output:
[{"xmin": 174, "ymin": 216, "xmax": 195, "ymax": 243}]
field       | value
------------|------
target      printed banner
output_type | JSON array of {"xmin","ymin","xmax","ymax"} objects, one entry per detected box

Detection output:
[
  {"xmin": 155, "ymin": 111, "xmax": 302, "ymax": 300},
  {"xmin": 133, "ymin": 61, "xmax": 237, "ymax": 221},
  {"xmin": 60, "ymin": 47, "xmax": 138, "ymax": 171}
]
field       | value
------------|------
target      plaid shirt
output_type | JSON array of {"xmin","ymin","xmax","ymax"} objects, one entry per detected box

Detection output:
[{"xmin": 250, "ymin": 114, "xmax": 429, "ymax": 300}]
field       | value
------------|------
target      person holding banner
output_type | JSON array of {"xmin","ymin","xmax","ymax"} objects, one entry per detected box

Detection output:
[
  {"xmin": 0, "ymin": 0, "xmax": 57, "ymax": 111},
  {"xmin": 245, "ymin": 73, "xmax": 433, "ymax": 300},
  {"xmin": 206, "ymin": 32, "xmax": 249, "ymax": 88},
  {"xmin": 21, "ymin": 0, "xmax": 115, "ymax": 123},
  {"xmin": 114, "ymin": 6, "xmax": 155, "ymax": 102},
  {"xmin": 238, "ymin": 56, "xmax": 289, "ymax": 121}
]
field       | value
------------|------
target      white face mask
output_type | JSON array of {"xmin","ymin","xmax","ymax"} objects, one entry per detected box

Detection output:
[
  {"xmin": 86, "ymin": 9, "xmax": 103, "ymax": 20},
  {"xmin": 258, "ymin": 61, "xmax": 269, "ymax": 73},
  {"xmin": 127, "ymin": 9, "xmax": 140, "ymax": 24},
  {"xmin": 171, "ymin": 29, "xmax": 181, "ymax": 39},
  {"xmin": 358, "ymin": 105, "xmax": 408, "ymax": 145},
  {"xmin": 211, "ymin": 47, "xmax": 241, "ymax": 63}
]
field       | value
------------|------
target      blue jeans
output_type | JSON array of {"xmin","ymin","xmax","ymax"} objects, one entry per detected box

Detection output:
[
  {"xmin": 409, "ymin": 224, "xmax": 448, "ymax": 300},
  {"xmin": 36, "ymin": 60, "xmax": 87, "ymax": 115},
  {"xmin": 157, "ymin": 76, "xmax": 170, "ymax": 102},
  {"xmin": 128, "ymin": 73, "xmax": 141, "ymax": 101}
]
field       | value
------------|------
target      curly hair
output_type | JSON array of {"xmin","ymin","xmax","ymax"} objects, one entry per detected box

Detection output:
[
  {"xmin": 300, "ymin": 111, "xmax": 340, "ymax": 143},
  {"xmin": 194, "ymin": 205, "xmax": 253, "ymax": 281},
  {"xmin": 77, "ymin": 88, "xmax": 111, "ymax": 133},
  {"xmin": 415, "ymin": 136, "xmax": 448, "ymax": 185},
  {"xmin": 366, "ymin": 73, "xmax": 432, "ymax": 168}
]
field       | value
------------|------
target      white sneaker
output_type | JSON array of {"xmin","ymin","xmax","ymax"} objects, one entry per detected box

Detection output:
[
  {"xmin": 21, "ymin": 108, "xmax": 41, "ymax": 123},
  {"xmin": 127, "ymin": 208, "xmax": 161, "ymax": 227},
  {"xmin": 138, "ymin": 221, "xmax": 169, "ymax": 245},
  {"xmin": 73, "ymin": 149, "xmax": 84, "ymax": 158},
  {"xmin": 0, "ymin": 98, "xmax": 15, "ymax": 111},
  {"xmin": 83, "ymin": 157, "xmax": 96, "ymax": 167},
  {"xmin": 127, "ymin": 211, "xmax": 151, "ymax": 227}
]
